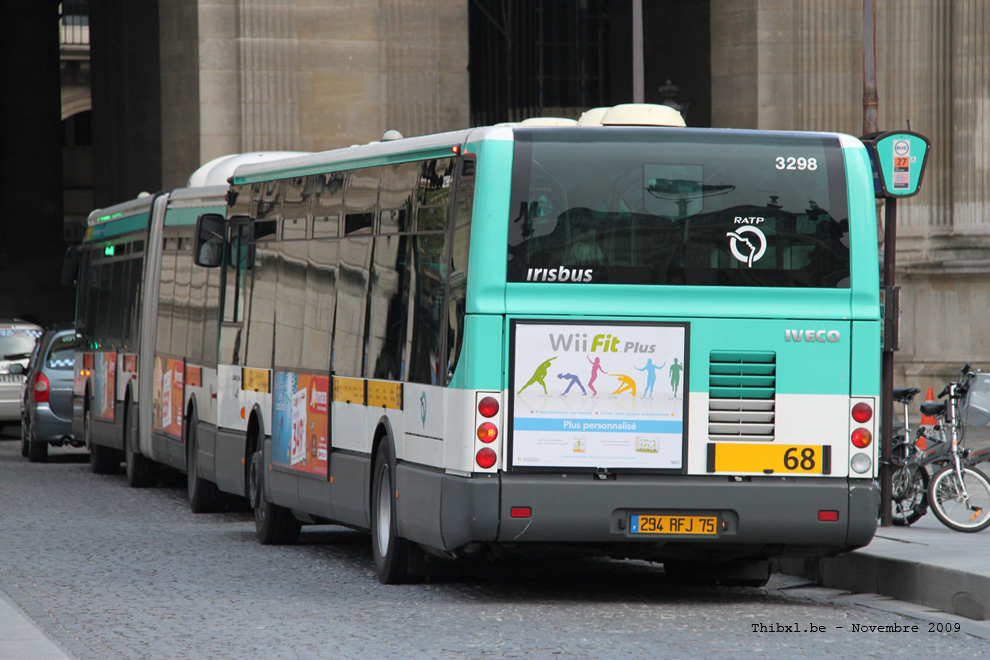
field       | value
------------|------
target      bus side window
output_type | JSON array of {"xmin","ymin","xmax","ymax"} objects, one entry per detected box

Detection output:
[
  {"xmin": 281, "ymin": 176, "xmax": 312, "ymax": 240},
  {"xmin": 171, "ymin": 235, "xmax": 193, "ymax": 358},
  {"xmin": 365, "ymin": 234, "xmax": 410, "ymax": 380},
  {"xmin": 332, "ymin": 233, "xmax": 372, "ymax": 378},
  {"xmin": 156, "ymin": 237, "xmax": 177, "ymax": 356},
  {"xmin": 407, "ymin": 232, "xmax": 447, "ymax": 385},
  {"xmin": 186, "ymin": 235, "xmax": 208, "ymax": 363},
  {"xmin": 274, "ymin": 238, "xmax": 307, "ymax": 370},
  {"xmin": 303, "ymin": 238, "xmax": 337, "ymax": 370},
  {"xmin": 379, "ymin": 162, "xmax": 417, "ymax": 233},
  {"xmin": 446, "ymin": 168, "xmax": 474, "ymax": 384},
  {"xmin": 244, "ymin": 241, "xmax": 277, "ymax": 368},
  {"xmin": 344, "ymin": 166, "xmax": 379, "ymax": 236},
  {"xmin": 313, "ymin": 172, "xmax": 343, "ymax": 238},
  {"xmin": 219, "ymin": 224, "xmax": 251, "ymax": 365}
]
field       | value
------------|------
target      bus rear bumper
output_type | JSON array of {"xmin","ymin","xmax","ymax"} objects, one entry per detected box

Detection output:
[{"xmin": 423, "ymin": 469, "xmax": 878, "ymax": 559}]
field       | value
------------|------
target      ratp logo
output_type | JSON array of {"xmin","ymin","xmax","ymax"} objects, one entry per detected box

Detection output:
[
  {"xmin": 420, "ymin": 392, "xmax": 427, "ymax": 426},
  {"xmin": 726, "ymin": 226, "xmax": 767, "ymax": 268}
]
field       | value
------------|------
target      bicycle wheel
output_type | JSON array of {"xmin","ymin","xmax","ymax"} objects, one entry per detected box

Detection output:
[
  {"xmin": 890, "ymin": 465, "xmax": 929, "ymax": 526},
  {"xmin": 927, "ymin": 465, "xmax": 990, "ymax": 532}
]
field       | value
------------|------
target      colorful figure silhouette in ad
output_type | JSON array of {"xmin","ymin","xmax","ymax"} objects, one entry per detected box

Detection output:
[
  {"xmin": 611, "ymin": 374, "xmax": 637, "ymax": 397},
  {"xmin": 586, "ymin": 355, "xmax": 608, "ymax": 396},
  {"xmin": 557, "ymin": 372, "xmax": 587, "ymax": 395},
  {"xmin": 635, "ymin": 358, "xmax": 666, "ymax": 398},
  {"xmin": 518, "ymin": 357, "xmax": 557, "ymax": 395},
  {"xmin": 669, "ymin": 357, "xmax": 684, "ymax": 397}
]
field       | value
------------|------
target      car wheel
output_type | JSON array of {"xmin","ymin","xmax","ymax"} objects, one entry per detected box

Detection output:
[
  {"xmin": 20, "ymin": 415, "xmax": 30, "ymax": 458},
  {"xmin": 28, "ymin": 438, "xmax": 48, "ymax": 463}
]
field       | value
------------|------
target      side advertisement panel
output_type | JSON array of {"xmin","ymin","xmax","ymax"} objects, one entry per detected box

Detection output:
[
  {"xmin": 273, "ymin": 371, "xmax": 330, "ymax": 477},
  {"xmin": 153, "ymin": 356, "xmax": 184, "ymax": 436},
  {"xmin": 510, "ymin": 321, "xmax": 688, "ymax": 471},
  {"xmin": 95, "ymin": 352, "xmax": 117, "ymax": 420}
]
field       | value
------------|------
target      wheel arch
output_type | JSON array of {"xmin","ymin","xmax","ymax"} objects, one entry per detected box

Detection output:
[
  {"xmin": 369, "ymin": 415, "xmax": 396, "ymax": 508},
  {"xmin": 244, "ymin": 404, "xmax": 268, "ymax": 499},
  {"xmin": 184, "ymin": 396, "xmax": 198, "ymax": 460}
]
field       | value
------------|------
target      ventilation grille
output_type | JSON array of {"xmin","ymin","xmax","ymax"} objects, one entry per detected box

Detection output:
[{"xmin": 708, "ymin": 350, "xmax": 776, "ymax": 441}]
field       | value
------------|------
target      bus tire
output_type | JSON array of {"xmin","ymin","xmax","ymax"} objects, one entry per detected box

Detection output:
[
  {"xmin": 187, "ymin": 408, "xmax": 223, "ymax": 513},
  {"xmin": 87, "ymin": 408, "xmax": 118, "ymax": 475},
  {"xmin": 124, "ymin": 398, "xmax": 157, "ymax": 488},
  {"xmin": 371, "ymin": 441, "xmax": 414, "ymax": 584},
  {"xmin": 251, "ymin": 445, "xmax": 300, "ymax": 545}
]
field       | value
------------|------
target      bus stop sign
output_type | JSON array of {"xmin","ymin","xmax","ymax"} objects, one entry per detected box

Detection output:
[{"xmin": 860, "ymin": 131, "xmax": 930, "ymax": 199}]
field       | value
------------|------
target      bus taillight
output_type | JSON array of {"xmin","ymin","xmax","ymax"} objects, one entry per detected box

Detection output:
[
  {"xmin": 473, "ymin": 392, "xmax": 502, "ymax": 471},
  {"xmin": 851, "ymin": 428, "xmax": 872, "ymax": 448},
  {"xmin": 851, "ymin": 402, "xmax": 873, "ymax": 423},
  {"xmin": 477, "ymin": 422, "xmax": 497, "ymax": 443},
  {"xmin": 476, "ymin": 447, "xmax": 496, "ymax": 469},
  {"xmin": 478, "ymin": 396, "xmax": 499, "ymax": 417}
]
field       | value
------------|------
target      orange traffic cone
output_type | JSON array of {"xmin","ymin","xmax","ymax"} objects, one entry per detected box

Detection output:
[
  {"xmin": 916, "ymin": 386, "xmax": 937, "ymax": 450},
  {"xmin": 920, "ymin": 387, "xmax": 937, "ymax": 425}
]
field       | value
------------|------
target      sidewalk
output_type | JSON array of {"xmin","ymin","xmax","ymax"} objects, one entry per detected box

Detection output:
[
  {"xmin": 779, "ymin": 514, "xmax": 990, "ymax": 621},
  {"xmin": 0, "ymin": 592, "xmax": 69, "ymax": 659}
]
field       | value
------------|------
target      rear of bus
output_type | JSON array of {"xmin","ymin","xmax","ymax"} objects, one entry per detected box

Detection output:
[{"xmin": 459, "ymin": 126, "xmax": 880, "ymax": 564}]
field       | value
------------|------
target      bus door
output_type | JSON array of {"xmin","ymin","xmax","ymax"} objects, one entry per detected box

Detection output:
[{"xmin": 217, "ymin": 220, "xmax": 253, "ymax": 432}]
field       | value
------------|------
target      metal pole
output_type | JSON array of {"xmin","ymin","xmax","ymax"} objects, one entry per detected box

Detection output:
[
  {"xmin": 880, "ymin": 199, "xmax": 896, "ymax": 527},
  {"xmin": 863, "ymin": 0, "xmax": 892, "ymax": 527},
  {"xmin": 632, "ymin": 0, "xmax": 644, "ymax": 103}
]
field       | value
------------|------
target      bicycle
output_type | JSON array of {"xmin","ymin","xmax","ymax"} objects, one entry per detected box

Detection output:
[
  {"xmin": 921, "ymin": 364, "xmax": 990, "ymax": 532},
  {"xmin": 888, "ymin": 387, "xmax": 956, "ymax": 525},
  {"xmin": 888, "ymin": 387, "xmax": 927, "ymax": 525}
]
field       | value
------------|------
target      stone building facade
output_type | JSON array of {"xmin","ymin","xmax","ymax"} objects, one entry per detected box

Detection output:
[
  {"xmin": 711, "ymin": 0, "xmax": 990, "ymax": 390},
  {"xmin": 46, "ymin": 0, "xmax": 990, "ymax": 388},
  {"xmin": 158, "ymin": 0, "xmax": 469, "ymax": 189}
]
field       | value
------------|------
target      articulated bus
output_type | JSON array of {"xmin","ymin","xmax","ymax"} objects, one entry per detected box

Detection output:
[
  {"xmin": 69, "ymin": 153, "xmax": 306, "ymax": 508},
  {"xmin": 185, "ymin": 104, "xmax": 881, "ymax": 584}
]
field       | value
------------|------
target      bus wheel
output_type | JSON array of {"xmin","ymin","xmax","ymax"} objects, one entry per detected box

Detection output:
[
  {"xmin": 251, "ymin": 445, "xmax": 300, "ymax": 545},
  {"xmin": 187, "ymin": 408, "xmax": 223, "ymax": 512},
  {"xmin": 371, "ymin": 441, "xmax": 414, "ymax": 584},
  {"xmin": 125, "ymin": 400, "xmax": 157, "ymax": 487},
  {"xmin": 88, "ymin": 408, "xmax": 119, "ymax": 475}
]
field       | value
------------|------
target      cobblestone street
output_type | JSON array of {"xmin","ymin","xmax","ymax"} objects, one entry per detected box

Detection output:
[{"xmin": 0, "ymin": 434, "xmax": 986, "ymax": 659}]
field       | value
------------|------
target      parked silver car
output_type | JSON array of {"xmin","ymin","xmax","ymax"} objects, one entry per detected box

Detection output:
[
  {"xmin": 19, "ymin": 324, "xmax": 79, "ymax": 462},
  {"xmin": 0, "ymin": 319, "xmax": 43, "ymax": 433}
]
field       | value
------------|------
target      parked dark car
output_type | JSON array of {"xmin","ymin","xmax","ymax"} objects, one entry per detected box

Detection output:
[{"xmin": 20, "ymin": 324, "xmax": 80, "ymax": 462}]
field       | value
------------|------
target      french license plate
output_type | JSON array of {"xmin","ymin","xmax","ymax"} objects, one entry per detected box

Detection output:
[
  {"xmin": 630, "ymin": 514, "xmax": 718, "ymax": 535},
  {"xmin": 709, "ymin": 443, "xmax": 828, "ymax": 475}
]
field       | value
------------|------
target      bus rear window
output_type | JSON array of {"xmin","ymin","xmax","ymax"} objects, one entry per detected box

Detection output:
[{"xmin": 507, "ymin": 129, "xmax": 850, "ymax": 288}]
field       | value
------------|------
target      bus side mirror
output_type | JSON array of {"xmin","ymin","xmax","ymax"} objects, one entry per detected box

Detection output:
[
  {"xmin": 61, "ymin": 245, "xmax": 79, "ymax": 285},
  {"xmin": 194, "ymin": 213, "xmax": 225, "ymax": 267}
]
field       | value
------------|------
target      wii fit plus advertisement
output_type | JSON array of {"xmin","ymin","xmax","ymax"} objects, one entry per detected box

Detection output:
[{"xmin": 511, "ymin": 322, "xmax": 687, "ymax": 470}]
